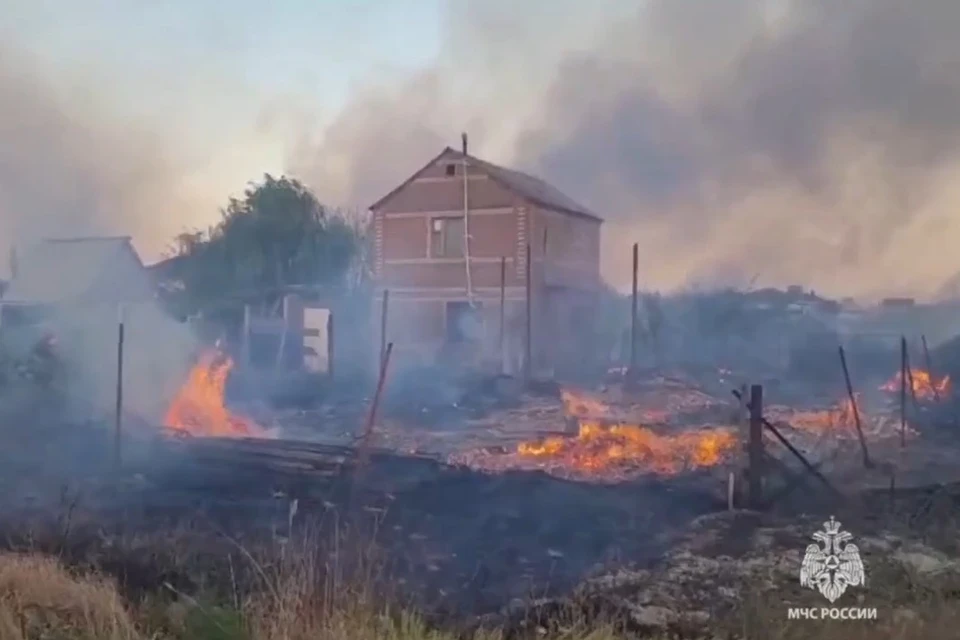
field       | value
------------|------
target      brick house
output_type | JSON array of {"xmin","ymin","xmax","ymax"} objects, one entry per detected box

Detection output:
[{"xmin": 369, "ymin": 141, "xmax": 603, "ymax": 375}]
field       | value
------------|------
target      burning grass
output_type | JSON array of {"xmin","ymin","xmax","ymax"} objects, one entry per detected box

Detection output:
[
  {"xmin": 164, "ymin": 349, "xmax": 263, "ymax": 438},
  {"xmin": 880, "ymin": 368, "xmax": 951, "ymax": 401},
  {"xmin": 516, "ymin": 420, "xmax": 737, "ymax": 477},
  {"xmin": 458, "ymin": 387, "xmax": 738, "ymax": 481}
]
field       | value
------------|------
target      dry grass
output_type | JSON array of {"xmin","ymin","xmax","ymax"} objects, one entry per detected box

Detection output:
[
  {"xmin": 1, "ymin": 540, "xmax": 959, "ymax": 639},
  {"xmin": 0, "ymin": 549, "xmax": 627, "ymax": 640},
  {"xmin": 0, "ymin": 553, "xmax": 140, "ymax": 640}
]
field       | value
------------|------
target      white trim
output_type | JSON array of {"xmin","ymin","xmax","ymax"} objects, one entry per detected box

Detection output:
[{"xmin": 384, "ymin": 207, "xmax": 513, "ymax": 219}]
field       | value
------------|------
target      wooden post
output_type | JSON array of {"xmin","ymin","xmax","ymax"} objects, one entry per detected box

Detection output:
[
  {"xmin": 114, "ymin": 305, "xmax": 125, "ymax": 472},
  {"xmin": 629, "ymin": 242, "xmax": 639, "ymax": 386},
  {"xmin": 900, "ymin": 335, "xmax": 907, "ymax": 447},
  {"xmin": 499, "ymin": 256, "xmax": 506, "ymax": 374},
  {"xmin": 748, "ymin": 384, "xmax": 764, "ymax": 509},
  {"xmin": 326, "ymin": 312, "xmax": 334, "ymax": 380},
  {"xmin": 524, "ymin": 243, "xmax": 532, "ymax": 382},
  {"xmin": 921, "ymin": 335, "xmax": 941, "ymax": 403},
  {"xmin": 737, "ymin": 382, "xmax": 748, "ymax": 506},
  {"xmin": 731, "ymin": 387, "xmax": 842, "ymax": 500},
  {"xmin": 379, "ymin": 289, "xmax": 389, "ymax": 367},
  {"xmin": 838, "ymin": 345, "xmax": 872, "ymax": 468}
]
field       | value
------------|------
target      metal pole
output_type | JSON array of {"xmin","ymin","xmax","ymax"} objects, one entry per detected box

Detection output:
[
  {"xmin": 838, "ymin": 345, "xmax": 872, "ymax": 468},
  {"xmin": 354, "ymin": 341, "xmax": 394, "ymax": 503},
  {"xmin": 114, "ymin": 305, "xmax": 125, "ymax": 472},
  {"xmin": 241, "ymin": 304, "xmax": 251, "ymax": 366},
  {"xmin": 900, "ymin": 335, "xmax": 907, "ymax": 447},
  {"xmin": 461, "ymin": 133, "xmax": 474, "ymax": 305},
  {"xmin": 499, "ymin": 256, "xmax": 506, "ymax": 373},
  {"xmin": 327, "ymin": 312, "xmax": 334, "ymax": 380},
  {"xmin": 524, "ymin": 242, "xmax": 532, "ymax": 382},
  {"xmin": 630, "ymin": 242, "xmax": 638, "ymax": 384},
  {"xmin": 359, "ymin": 342, "xmax": 393, "ymax": 458},
  {"xmin": 379, "ymin": 289, "xmax": 389, "ymax": 367},
  {"xmin": 748, "ymin": 384, "xmax": 764, "ymax": 509}
]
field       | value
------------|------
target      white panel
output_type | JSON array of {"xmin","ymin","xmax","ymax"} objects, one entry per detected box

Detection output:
[{"xmin": 303, "ymin": 307, "xmax": 331, "ymax": 373}]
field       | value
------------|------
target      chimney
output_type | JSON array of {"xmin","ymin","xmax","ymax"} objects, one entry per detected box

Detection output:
[{"xmin": 461, "ymin": 132, "xmax": 468, "ymax": 155}]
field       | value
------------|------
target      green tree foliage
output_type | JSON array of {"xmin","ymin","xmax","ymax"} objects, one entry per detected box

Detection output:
[{"xmin": 165, "ymin": 175, "xmax": 367, "ymax": 313}]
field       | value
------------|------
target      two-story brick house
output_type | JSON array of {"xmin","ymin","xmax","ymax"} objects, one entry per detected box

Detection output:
[{"xmin": 369, "ymin": 140, "xmax": 603, "ymax": 375}]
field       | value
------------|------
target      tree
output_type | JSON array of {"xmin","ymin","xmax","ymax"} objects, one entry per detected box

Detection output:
[{"xmin": 165, "ymin": 174, "xmax": 366, "ymax": 314}]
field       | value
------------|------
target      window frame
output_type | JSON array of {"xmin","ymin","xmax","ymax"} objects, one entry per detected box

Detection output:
[{"xmin": 429, "ymin": 216, "xmax": 466, "ymax": 259}]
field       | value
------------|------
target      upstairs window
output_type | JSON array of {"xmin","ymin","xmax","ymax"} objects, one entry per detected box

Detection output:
[
  {"xmin": 445, "ymin": 163, "xmax": 457, "ymax": 176},
  {"xmin": 430, "ymin": 217, "xmax": 465, "ymax": 258}
]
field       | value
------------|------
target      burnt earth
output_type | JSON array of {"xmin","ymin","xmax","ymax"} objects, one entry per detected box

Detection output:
[{"xmin": 0, "ymin": 439, "xmax": 725, "ymax": 617}]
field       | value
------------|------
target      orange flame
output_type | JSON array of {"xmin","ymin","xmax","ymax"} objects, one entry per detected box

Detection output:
[
  {"xmin": 879, "ymin": 369, "xmax": 950, "ymax": 400},
  {"xmin": 781, "ymin": 396, "xmax": 860, "ymax": 434},
  {"xmin": 561, "ymin": 388, "xmax": 610, "ymax": 419},
  {"xmin": 164, "ymin": 350, "xmax": 261, "ymax": 438},
  {"xmin": 517, "ymin": 420, "xmax": 736, "ymax": 476}
]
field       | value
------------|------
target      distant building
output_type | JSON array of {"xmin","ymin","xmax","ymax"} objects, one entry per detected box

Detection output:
[
  {"xmin": 1, "ymin": 236, "xmax": 152, "ymax": 308},
  {"xmin": 369, "ymin": 141, "xmax": 603, "ymax": 374},
  {"xmin": 0, "ymin": 236, "xmax": 194, "ymax": 423}
]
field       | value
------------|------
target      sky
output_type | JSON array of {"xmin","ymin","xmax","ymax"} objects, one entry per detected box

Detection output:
[
  {"xmin": 4, "ymin": 0, "xmax": 960, "ymax": 301},
  {"xmin": 2, "ymin": 0, "xmax": 444, "ymax": 116},
  {"xmin": 0, "ymin": 0, "xmax": 445, "ymax": 240}
]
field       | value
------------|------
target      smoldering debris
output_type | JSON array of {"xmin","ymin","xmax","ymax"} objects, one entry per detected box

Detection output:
[{"xmin": 0, "ymin": 427, "xmax": 723, "ymax": 616}]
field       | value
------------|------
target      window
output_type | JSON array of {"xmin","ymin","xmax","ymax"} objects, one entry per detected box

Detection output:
[
  {"xmin": 445, "ymin": 164, "xmax": 457, "ymax": 176},
  {"xmin": 430, "ymin": 217, "xmax": 465, "ymax": 258}
]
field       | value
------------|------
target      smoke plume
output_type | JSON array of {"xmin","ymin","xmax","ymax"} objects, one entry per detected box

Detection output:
[
  {"xmin": 0, "ymin": 45, "xmax": 208, "ymax": 431},
  {"xmin": 0, "ymin": 45, "xmax": 225, "ymax": 263},
  {"xmin": 291, "ymin": 0, "xmax": 960, "ymax": 300}
]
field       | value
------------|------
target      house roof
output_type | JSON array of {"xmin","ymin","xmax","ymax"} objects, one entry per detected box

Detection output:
[
  {"xmin": 2, "ymin": 236, "xmax": 147, "ymax": 304},
  {"xmin": 369, "ymin": 147, "xmax": 603, "ymax": 222}
]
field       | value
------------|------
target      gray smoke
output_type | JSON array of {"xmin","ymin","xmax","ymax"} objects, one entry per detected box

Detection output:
[
  {"xmin": 0, "ymin": 45, "xmax": 217, "ymax": 262},
  {"xmin": 0, "ymin": 46, "xmax": 205, "ymax": 435},
  {"xmin": 291, "ymin": 0, "xmax": 960, "ymax": 300}
]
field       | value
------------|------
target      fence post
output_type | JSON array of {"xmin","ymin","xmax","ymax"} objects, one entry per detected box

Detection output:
[
  {"xmin": 748, "ymin": 384, "xmax": 764, "ymax": 509},
  {"xmin": 629, "ymin": 242, "xmax": 639, "ymax": 388},
  {"xmin": 379, "ymin": 289, "xmax": 389, "ymax": 367},
  {"xmin": 114, "ymin": 305, "xmax": 125, "ymax": 472},
  {"xmin": 524, "ymin": 243, "xmax": 532, "ymax": 382}
]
